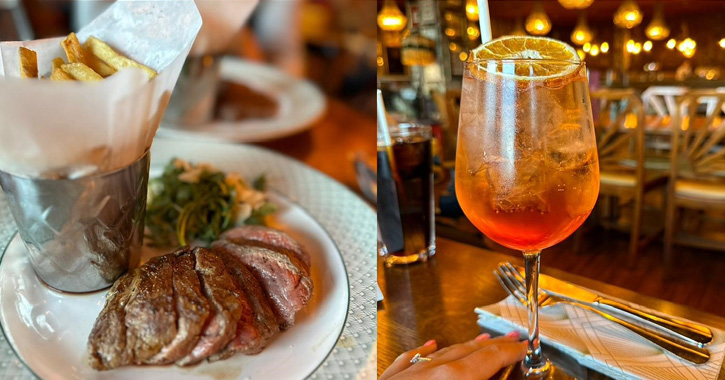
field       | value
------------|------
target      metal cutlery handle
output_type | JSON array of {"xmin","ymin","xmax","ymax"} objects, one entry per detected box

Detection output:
[
  {"xmin": 596, "ymin": 298, "xmax": 713, "ymax": 346},
  {"xmin": 565, "ymin": 301, "xmax": 710, "ymax": 365}
]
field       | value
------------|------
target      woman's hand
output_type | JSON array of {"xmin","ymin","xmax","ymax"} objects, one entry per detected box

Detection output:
[{"xmin": 379, "ymin": 331, "xmax": 527, "ymax": 380}]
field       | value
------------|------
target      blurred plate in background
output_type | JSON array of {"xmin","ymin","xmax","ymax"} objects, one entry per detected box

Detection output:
[{"xmin": 158, "ymin": 57, "xmax": 326, "ymax": 143}]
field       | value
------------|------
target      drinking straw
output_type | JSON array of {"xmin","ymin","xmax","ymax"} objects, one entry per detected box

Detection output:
[
  {"xmin": 377, "ymin": 89, "xmax": 393, "ymax": 147},
  {"xmin": 478, "ymin": 0, "xmax": 492, "ymax": 43}
]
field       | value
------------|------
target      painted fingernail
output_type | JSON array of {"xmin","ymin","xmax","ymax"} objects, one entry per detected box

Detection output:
[
  {"xmin": 424, "ymin": 339, "xmax": 436, "ymax": 347},
  {"xmin": 475, "ymin": 333, "xmax": 491, "ymax": 341},
  {"xmin": 506, "ymin": 331, "xmax": 520, "ymax": 338}
]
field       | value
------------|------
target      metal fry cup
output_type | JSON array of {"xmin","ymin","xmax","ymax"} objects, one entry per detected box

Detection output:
[{"xmin": 0, "ymin": 152, "xmax": 150, "ymax": 293}]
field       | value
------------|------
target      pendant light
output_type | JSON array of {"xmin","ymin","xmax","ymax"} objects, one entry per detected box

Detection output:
[
  {"xmin": 589, "ymin": 44, "xmax": 600, "ymax": 56},
  {"xmin": 614, "ymin": 0, "xmax": 642, "ymax": 29},
  {"xmin": 676, "ymin": 24, "xmax": 696, "ymax": 58},
  {"xmin": 377, "ymin": 0, "xmax": 407, "ymax": 32},
  {"xmin": 570, "ymin": 12, "xmax": 593, "ymax": 45},
  {"xmin": 526, "ymin": 1, "xmax": 552, "ymax": 36},
  {"xmin": 645, "ymin": 2, "xmax": 670, "ymax": 40},
  {"xmin": 465, "ymin": 0, "xmax": 479, "ymax": 21},
  {"xmin": 558, "ymin": 0, "xmax": 594, "ymax": 10}
]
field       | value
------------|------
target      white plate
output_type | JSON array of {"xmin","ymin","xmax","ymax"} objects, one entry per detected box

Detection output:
[
  {"xmin": 157, "ymin": 58, "xmax": 326, "ymax": 143},
  {"xmin": 0, "ymin": 139, "xmax": 377, "ymax": 379}
]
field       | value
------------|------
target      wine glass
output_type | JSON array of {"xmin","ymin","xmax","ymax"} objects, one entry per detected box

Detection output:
[{"xmin": 455, "ymin": 58, "xmax": 599, "ymax": 377}]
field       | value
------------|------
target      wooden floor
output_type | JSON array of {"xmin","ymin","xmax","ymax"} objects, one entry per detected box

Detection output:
[{"xmin": 484, "ymin": 228, "xmax": 725, "ymax": 318}]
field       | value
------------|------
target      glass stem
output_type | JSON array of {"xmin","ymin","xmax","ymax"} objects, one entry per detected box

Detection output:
[{"xmin": 522, "ymin": 250, "xmax": 549, "ymax": 375}]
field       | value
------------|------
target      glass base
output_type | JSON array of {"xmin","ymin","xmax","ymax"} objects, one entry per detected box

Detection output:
[
  {"xmin": 482, "ymin": 336, "xmax": 587, "ymax": 380},
  {"xmin": 382, "ymin": 244, "xmax": 435, "ymax": 267},
  {"xmin": 522, "ymin": 358, "xmax": 551, "ymax": 379},
  {"xmin": 495, "ymin": 361, "xmax": 578, "ymax": 380}
]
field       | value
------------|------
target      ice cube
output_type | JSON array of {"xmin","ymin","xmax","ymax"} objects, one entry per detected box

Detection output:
[{"xmin": 486, "ymin": 151, "xmax": 550, "ymax": 213}]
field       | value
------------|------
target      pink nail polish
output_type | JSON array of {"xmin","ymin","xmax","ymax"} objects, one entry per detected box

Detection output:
[
  {"xmin": 475, "ymin": 333, "xmax": 490, "ymax": 341},
  {"xmin": 506, "ymin": 331, "xmax": 520, "ymax": 338},
  {"xmin": 424, "ymin": 339, "xmax": 436, "ymax": 347}
]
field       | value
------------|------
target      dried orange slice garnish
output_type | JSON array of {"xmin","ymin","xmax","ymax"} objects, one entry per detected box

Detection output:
[{"xmin": 471, "ymin": 36, "xmax": 579, "ymax": 79}]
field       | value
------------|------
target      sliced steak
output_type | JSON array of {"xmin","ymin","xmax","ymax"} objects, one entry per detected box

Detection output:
[
  {"xmin": 147, "ymin": 248, "xmax": 211, "ymax": 364},
  {"xmin": 210, "ymin": 252, "xmax": 280, "ymax": 360},
  {"xmin": 124, "ymin": 254, "xmax": 177, "ymax": 364},
  {"xmin": 220, "ymin": 226, "xmax": 311, "ymax": 270},
  {"xmin": 176, "ymin": 248, "xmax": 244, "ymax": 366},
  {"xmin": 212, "ymin": 241, "xmax": 313, "ymax": 329},
  {"xmin": 87, "ymin": 269, "xmax": 141, "ymax": 370}
]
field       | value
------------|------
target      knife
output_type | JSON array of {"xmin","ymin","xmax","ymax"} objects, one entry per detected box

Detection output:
[{"xmin": 520, "ymin": 267, "xmax": 713, "ymax": 346}]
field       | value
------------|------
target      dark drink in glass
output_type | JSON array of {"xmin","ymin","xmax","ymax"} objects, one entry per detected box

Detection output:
[{"xmin": 377, "ymin": 123, "xmax": 435, "ymax": 266}]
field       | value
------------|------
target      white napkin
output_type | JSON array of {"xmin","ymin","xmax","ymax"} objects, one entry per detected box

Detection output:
[{"xmin": 476, "ymin": 296, "xmax": 725, "ymax": 380}]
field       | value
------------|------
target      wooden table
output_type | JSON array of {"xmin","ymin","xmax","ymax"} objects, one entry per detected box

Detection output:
[
  {"xmin": 256, "ymin": 98, "xmax": 376, "ymax": 192},
  {"xmin": 377, "ymin": 237, "xmax": 725, "ymax": 378}
]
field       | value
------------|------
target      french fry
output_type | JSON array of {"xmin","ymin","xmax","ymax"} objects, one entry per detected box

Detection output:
[
  {"xmin": 19, "ymin": 47, "xmax": 38, "ymax": 79},
  {"xmin": 84, "ymin": 36, "xmax": 157, "ymax": 79},
  {"xmin": 52, "ymin": 57, "xmax": 65, "ymax": 71},
  {"xmin": 50, "ymin": 58, "xmax": 74, "ymax": 81},
  {"xmin": 51, "ymin": 69, "xmax": 74, "ymax": 81},
  {"xmin": 61, "ymin": 32, "xmax": 116, "ymax": 77},
  {"xmin": 61, "ymin": 63, "xmax": 103, "ymax": 82}
]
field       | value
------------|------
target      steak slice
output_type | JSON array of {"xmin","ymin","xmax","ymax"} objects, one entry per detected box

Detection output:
[
  {"xmin": 147, "ymin": 248, "xmax": 211, "ymax": 364},
  {"xmin": 87, "ymin": 269, "xmax": 141, "ymax": 370},
  {"xmin": 220, "ymin": 226, "xmax": 311, "ymax": 270},
  {"xmin": 210, "ymin": 252, "xmax": 280, "ymax": 360},
  {"xmin": 212, "ymin": 241, "xmax": 313, "ymax": 329},
  {"xmin": 177, "ymin": 248, "xmax": 244, "ymax": 366},
  {"xmin": 124, "ymin": 254, "xmax": 177, "ymax": 364}
]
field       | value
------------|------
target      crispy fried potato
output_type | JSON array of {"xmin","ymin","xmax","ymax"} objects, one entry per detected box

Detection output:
[
  {"xmin": 61, "ymin": 63, "xmax": 103, "ymax": 81},
  {"xmin": 84, "ymin": 36, "xmax": 157, "ymax": 79},
  {"xmin": 61, "ymin": 32, "xmax": 116, "ymax": 77},
  {"xmin": 19, "ymin": 47, "xmax": 38, "ymax": 79},
  {"xmin": 51, "ymin": 59, "xmax": 74, "ymax": 81},
  {"xmin": 50, "ymin": 57, "xmax": 74, "ymax": 80},
  {"xmin": 51, "ymin": 69, "xmax": 74, "ymax": 81},
  {"xmin": 52, "ymin": 57, "xmax": 65, "ymax": 71}
]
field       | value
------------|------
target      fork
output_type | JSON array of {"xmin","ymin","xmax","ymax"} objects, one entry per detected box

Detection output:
[{"xmin": 493, "ymin": 264, "xmax": 711, "ymax": 365}]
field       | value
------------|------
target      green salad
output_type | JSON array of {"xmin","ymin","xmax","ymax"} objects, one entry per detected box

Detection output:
[{"xmin": 145, "ymin": 158, "xmax": 276, "ymax": 247}]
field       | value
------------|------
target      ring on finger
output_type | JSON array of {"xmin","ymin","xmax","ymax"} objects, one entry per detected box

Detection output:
[{"xmin": 410, "ymin": 353, "xmax": 433, "ymax": 364}]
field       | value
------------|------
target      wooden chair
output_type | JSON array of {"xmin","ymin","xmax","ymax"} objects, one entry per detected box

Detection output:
[
  {"xmin": 589, "ymin": 88, "xmax": 667, "ymax": 267},
  {"xmin": 642, "ymin": 86, "xmax": 689, "ymax": 130},
  {"xmin": 664, "ymin": 90, "xmax": 725, "ymax": 272},
  {"xmin": 641, "ymin": 86, "xmax": 689, "ymax": 156}
]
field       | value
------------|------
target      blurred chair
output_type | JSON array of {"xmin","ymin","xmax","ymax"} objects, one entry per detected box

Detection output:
[
  {"xmin": 642, "ymin": 86, "xmax": 688, "ymax": 130},
  {"xmin": 586, "ymin": 88, "xmax": 667, "ymax": 267},
  {"xmin": 664, "ymin": 90, "xmax": 725, "ymax": 272},
  {"xmin": 641, "ymin": 86, "xmax": 688, "ymax": 155}
]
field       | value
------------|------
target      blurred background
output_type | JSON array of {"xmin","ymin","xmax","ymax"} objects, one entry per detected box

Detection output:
[
  {"xmin": 377, "ymin": 0, "xmax": 725, "ymax": 317},
  {"xmin": 1, "ymin": 0, "xmax": 377, "ymax": 116}
]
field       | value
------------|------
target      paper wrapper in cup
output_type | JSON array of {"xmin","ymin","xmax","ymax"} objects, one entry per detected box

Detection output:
[{"xmin": 0, "ymin": 0, "xmax": 203, "ymax": 178}]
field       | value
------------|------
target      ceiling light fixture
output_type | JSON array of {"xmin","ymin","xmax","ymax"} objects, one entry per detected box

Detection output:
[
  {"xmin": 526, "ymin": 1, "xmax": 552, "ymax": 36},
  {"xmin": 570, "ymin": 12, "xmax": 593, "ymax": 45},
  {"xmin": 645, "ymin": 2, "xmax": 670, "ymax": 40},
  {"xmin": 614, "ymin": 0, "xmax": 642, "ymax": 29},
  {"xmin": 377, "ymin": 0, "xmax": 407, "ymax": 32}
]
